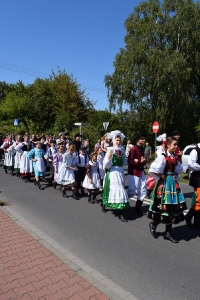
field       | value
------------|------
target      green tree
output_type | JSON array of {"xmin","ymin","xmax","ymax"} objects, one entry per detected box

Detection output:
[{"xmin": 105, "ymin": 0, "xmax": 200, "ymax": 145}]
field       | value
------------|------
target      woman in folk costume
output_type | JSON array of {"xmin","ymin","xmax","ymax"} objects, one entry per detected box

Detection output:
[
  {"xmin": 9, "ymin": 135, "xmax": 23, "ymax": 177},
  {"xmin": 147, "ymin": 137, "xmax": 187, "ymax": 243},
  {"xmin": 102, "ymin": 130, "xmax": 130, "ymax": 222},
  {"xmin": 15, "ymin": 134, "xmax": 33, "ymax": 182},
  {"xmin": 27, "ymin": 141, "xmax": 46, "ymax": 189},
  {"xmin": 57, "ymin": 144, "xmax": 79, "ymax": 199},
  {"xmin": 146, "ymin": 133, "xmax": 167, "ymax": 198},
  {"xmin": 52, "ymin": 143, "xmax": 65, "ymax": 189},
  {"xmin": 1, "ymin": 134, "xmax": 15, "ymax": 175},
  {"xmin": 83, "ymin": 152, "xmax": 101, "ymax": 204}
]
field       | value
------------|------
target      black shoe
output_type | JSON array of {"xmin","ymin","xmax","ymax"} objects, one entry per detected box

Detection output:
[
  {"xmin": 62, "ymin": 189, "xmax": 66, "ymax": 197},
  {"xmin": 81, "ymin": 189, "xmax": 85, "ymax": 196},
  {"xmin": 101, "ymin": 202, "xmax": 106, "ymax": 212},
  {"xmin": 149, "ymin": 222, "xmax": 157, "ymax": 238},
  {"xmin": 119, "ymin": 214, "xmax": 128, "ymax": 222},
  {"xmin": 135, "ymin": 200, "xmax": 145, "ymax": 215},
  {"xmin": 53, "ymin": 181, "xmax": 57, "ymax": 189},
  {"xmin": 92, "ymin": 194, "xmax": 98, "ymax": 204},
  {"xmin": 72, "ymin": 190, "xmax": 79, "ymax": 200},
  {"xmin": 76, "ymin": 191, "xmax": 82, "ymax": 197},
  {"xmin": 88, "ymin": 196, "xmax": 93, "ymax": 204},
  {"xmin": 48, "ymin": 181, "xmax": 53, "ymax": 187},
  {"xmin": 185, "ymin": 217, "xmax": 193, "ymax": 229},
  {"xmin": 164, "ymin": 232, "xmax": 179, "ymax": 243}
]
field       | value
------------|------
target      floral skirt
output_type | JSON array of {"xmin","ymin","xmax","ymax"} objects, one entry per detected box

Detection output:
[{"xmin": 147, "ymin": 175, "xmax": 187, "ymax": 224}]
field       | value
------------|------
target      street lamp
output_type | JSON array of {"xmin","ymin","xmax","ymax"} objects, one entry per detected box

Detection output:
[{"xmin": 74, "ymin": 123, "xmax": 90, "ymax": 140}]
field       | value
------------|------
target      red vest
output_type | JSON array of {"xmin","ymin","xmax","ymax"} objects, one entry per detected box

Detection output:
[{"xmin": 128, "ymin": 145, "xmax": 145, "ymax": 177}]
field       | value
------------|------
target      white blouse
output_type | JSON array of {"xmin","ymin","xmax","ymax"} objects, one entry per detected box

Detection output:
[{"xmin": 149, "ymin": 152, "xmax": 183, "ymax": 181}]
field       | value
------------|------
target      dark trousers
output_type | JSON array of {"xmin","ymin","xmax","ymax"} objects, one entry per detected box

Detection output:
[{"xmin": 76, "ymin": 167, "xmax": 86, "ymax": 189}]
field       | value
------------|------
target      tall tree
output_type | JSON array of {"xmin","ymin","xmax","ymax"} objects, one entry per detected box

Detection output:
[{"xmin": 105, "ymin": 0, "xmax": 200, "ymax": 145}]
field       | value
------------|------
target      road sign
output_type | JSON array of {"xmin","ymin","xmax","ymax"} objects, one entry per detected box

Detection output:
[
  {"xmin": 103, "ymin": 122, "xmax": 109, "ymax": 131},
  {"xmin": 14, "ymin": 119, "xmax": 18, "ymax": 126},
  {"xmin": 152, "ymin": 121, "xmax": 159, "ymax": 133}
]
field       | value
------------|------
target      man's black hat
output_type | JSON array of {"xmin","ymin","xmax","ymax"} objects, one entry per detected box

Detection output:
[
  {"xmin": 75, "ymin": 133, "xmax": 82, "ymax": 137},
  {"xmin": 135, "ymin": 132, "xmax": 145, "ymax": 140},
  {"xmin": 171, "ymin": 129, "xmax": 180, "ymax": 136}
]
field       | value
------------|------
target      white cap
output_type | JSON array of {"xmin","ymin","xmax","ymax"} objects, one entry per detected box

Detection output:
[{"xmin": 156, "ymin": 133, "xmax": 167, "ymax": 142}]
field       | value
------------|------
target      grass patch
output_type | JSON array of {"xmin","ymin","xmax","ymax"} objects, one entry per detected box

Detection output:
[
  {"xmin": 180, "ymin": 173, "xmax": 189, "ymax": 184},
  {"xmin": 0, "ymin": 200, "xmax": 7, "ymax": 206}
]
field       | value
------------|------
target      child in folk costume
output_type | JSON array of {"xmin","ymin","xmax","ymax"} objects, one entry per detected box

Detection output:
[
  {"xmin": 9, "ymin": 135, "xmax": 23, "ymax": 177},
  {"xmin": 146, "ymin": 133, "xmax": 167, "ymax": 198},
  {"xmin": 45, "ymin": 139, "xmax": 57, "ymax": 186},
  {"xmin": 147, "ymin": 137, "xmax": 187, "ymax": 243},
  {"xmin": 83, "ymin": 152, "xmax": 101, "ymax": 204},
  {"xmin": 57, "ymin": 144, "xmax": 78, "ymax": 199},
  {"xmin": 27, "ymin": 141, "xmax": 46, "ymax": 189},
  {"xmin": 102, "ymin": 131, "xmax": 130, "ymax": 222},
  {"xmin": 75, "ymin": 147, "xmax": 89, "ymax": 197},
  {"xmin": 96, "ymin": 147, "xmax": 105, "ymax": 187},
  {"xmin": 15, "ymin": 134, "xmax": 33, "ymax": 182},
  {"xmin": 1, "ymin": 135, "xmax": 15, "ymax": 175},
  {"xmin": 53, "ymin": 143, "xmax": 65, "ymax": 189}
]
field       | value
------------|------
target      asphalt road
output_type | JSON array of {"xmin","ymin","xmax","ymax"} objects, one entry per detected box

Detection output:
[{"xmin": 0, "ymin": 167, "xmax": 199, "ymax": 300}]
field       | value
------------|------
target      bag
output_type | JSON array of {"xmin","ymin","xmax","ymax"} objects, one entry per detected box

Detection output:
[
  {"xmin": 146, "ymin": 175, "xmax": 156, "ymax": 190},
  {"xmin": 36, "ymin": 157, "xmax": 46, "ymax": 173}
]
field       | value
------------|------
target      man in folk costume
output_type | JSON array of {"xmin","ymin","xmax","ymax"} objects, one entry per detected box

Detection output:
[
  {"xmin": 185, "ymin": 132, "xmax": 200, "ymax": 228},
  {"xmin": 128, "ymin": 132, "xmax": 146, "ymax": 215}
]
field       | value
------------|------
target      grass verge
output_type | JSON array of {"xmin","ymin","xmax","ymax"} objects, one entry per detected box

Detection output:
[{"xmin": 0, "ymin": 200, "xmax": 7, "ymax": 206}]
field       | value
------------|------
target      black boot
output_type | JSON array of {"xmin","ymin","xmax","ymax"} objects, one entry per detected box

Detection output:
[
  {"xmin": 164, "ymin": 224, "xmax": 178, "ymax": 243},
  {"xmin": 146, "ymin": 189, "xmax": 152, "ymax": 199},
  {"xmin": 53, "ymin": 181, "xmax": 57, "ymax": 189},
  {"xmin": 119, "ymin": 210, "xmax": 128, "ymax": 222},
  {"xmin": 193, "ymin": 210, "xmax": 200, "ymax": 228},
  {"xmin": 101, "ymin": 202, "xmax": 106, "ymax": 212},
  {"xmin": 135, "ymin": 200, "xmax": 145, "ymax": 215},
  {"xmin": 88, "ymin": 195, "xmax": 93, "ymax": 204},
  {"xmin": 36, "ymin": 181, "xmax": 41, "ymax": 189},
  {"xmin": 149, "ymin": 222, "xmax": 157, "ymax": 238},
  {"xmin": 62, "ymin": 188, "xmax": 66, "ymax": 197},
  {"xmin": 72, "ymin": 189, "xmax": 79, "ymax": 200},
  {"xmin": 185, "ymin": 207, "xmax": 195, "ymax": 229},
  {"xmin": 81, "ymin": 189, "xmax": 85, "ymax": 196},
  {"xmin": 92, "ymin": 194, "xmax": 98, "ymax": 204}
]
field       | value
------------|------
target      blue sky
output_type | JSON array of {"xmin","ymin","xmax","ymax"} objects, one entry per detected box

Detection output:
[{"xmin": 0, "ymin": 0, "xmax": 141, "ymax": 110}]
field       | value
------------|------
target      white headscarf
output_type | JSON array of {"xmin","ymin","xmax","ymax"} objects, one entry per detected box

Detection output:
[
  {"xmin": 106, "ymin": 130, "xmax": 125, "ymax": 145},
  {"xmin": 156, "ymin": 133, "xmax": 167, "ymax": 142}
]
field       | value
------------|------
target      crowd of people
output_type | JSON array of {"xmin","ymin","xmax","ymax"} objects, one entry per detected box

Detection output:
[{"xmin": 0, "ymin": 128, "xmax": 200, "ymax": 243}]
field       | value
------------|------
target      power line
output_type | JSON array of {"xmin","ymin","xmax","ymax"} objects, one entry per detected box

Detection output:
[{"xmin": 0, "ymin": 60, "xmax": 107, "ymax": 94}]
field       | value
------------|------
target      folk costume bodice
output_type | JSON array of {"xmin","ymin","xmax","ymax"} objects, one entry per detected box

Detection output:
[
  {"xmin": 112, "ymin": 152, "xmax": 123, "ymax": 167},
  {"xmin": 163, "ymin": 155, "xmax": 178, "ymax": 174}
]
